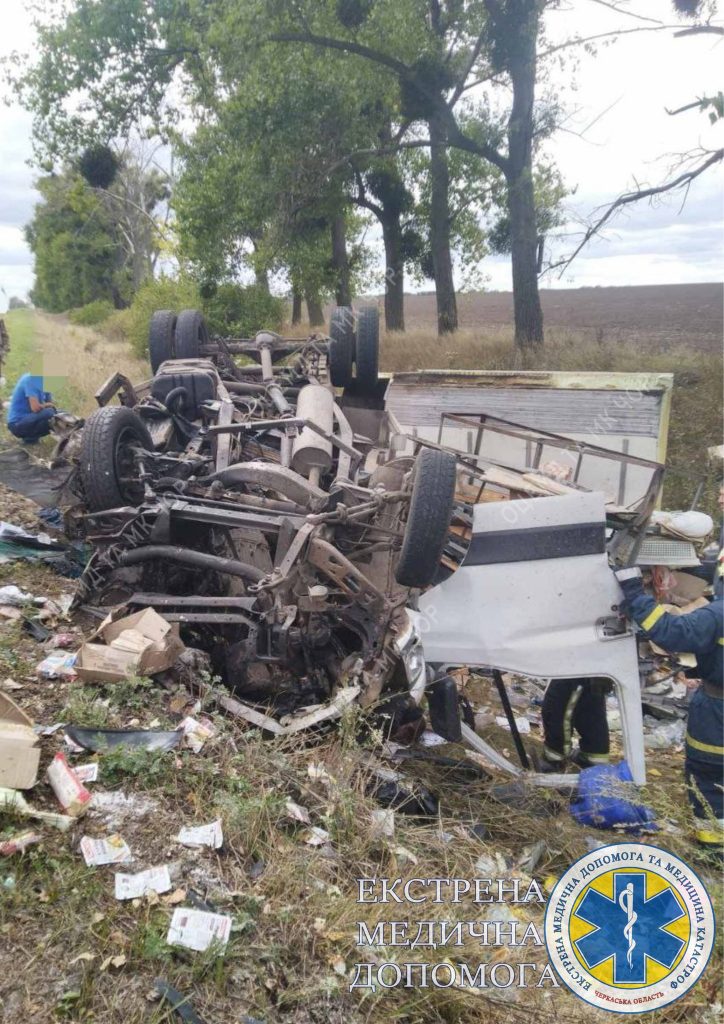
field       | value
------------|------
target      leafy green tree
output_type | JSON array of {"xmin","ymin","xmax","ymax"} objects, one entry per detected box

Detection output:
[{"xmin": 25, "ymin": 171, "xmax": 123, "ymax": 311}]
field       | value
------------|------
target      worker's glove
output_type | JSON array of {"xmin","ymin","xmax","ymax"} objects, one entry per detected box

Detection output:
[{"xmin": 614, "ymin": 566, "xmax": 643, "ymax": 599}]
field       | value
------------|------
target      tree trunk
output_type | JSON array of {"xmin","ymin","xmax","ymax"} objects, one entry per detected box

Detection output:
[
  {"xmin": 506, "ymin": 0, "xmax": 544, "ymax": 347},
  {"xmin": 291, "ymin": 287, "xmax": 303, "ymax": 325},
  {"xmin": 254, "ymin": 266, "xmax": 270, "ymax": 293},
  {"xmin": 381, "ymin": 216, "xmax": 405, "ymax": 331},
  {"xmin": 428, "ymin": 117, "xmax": 458, "ymax": 335},
  {"xmin": 306, "ymin": 292, "xmax": 325, "ymax": 327},
  {"xmin": 331, "ymin": 213, "xmax": 352, "ymax": 306}
]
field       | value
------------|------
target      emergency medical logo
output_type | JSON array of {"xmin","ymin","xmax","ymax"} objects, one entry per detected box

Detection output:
[{"xmin": 544, "ymin": 843, "xmax": 715, "ymax": 1013}]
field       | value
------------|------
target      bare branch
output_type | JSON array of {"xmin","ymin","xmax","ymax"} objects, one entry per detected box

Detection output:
[
  {"xmin": 588, "ymin": 1, "xmax": 665, "ymax": 25},
  {"xmin": 665, "ymin": 98, "xmax": 707, "ymax": 115},
  {"xmin": 448, "ymin": 27, "xmax": 488, "ymax": 108},
  {"xmin": 269, "ymin": 32, "xmax": 410, "ymax": 76},
  {"xmin": 540, "ymin": 23, "xmax": 679, "ymax": 59},
  {"xmin": 557, "ymin": 148, "xmax": 724, "ymax": 274}
]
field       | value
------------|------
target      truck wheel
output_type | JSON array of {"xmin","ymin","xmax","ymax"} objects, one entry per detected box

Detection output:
[
  {"xmin": 355, "ymin": 306, "xmax": 379, "ymax": 392},
  {"xmin": 80, "ymin": 406, "xmax": 154, "ymax": 512},
  {"xmin": 395, "ymin": 449, "xmax": 457, "ymax": 588},
  {"xmin": 149, "ymin": 310, "xmax": 176, "ymax": 373},
  {"xmin": 329, "ymin": 306, "xmax": 354, "ymax": 388},
  {"xmin": 175, "ymin": 309, "xmax": 209, "ymax": 360}
]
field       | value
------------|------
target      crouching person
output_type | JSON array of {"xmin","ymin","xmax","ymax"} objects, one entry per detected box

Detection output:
[
  {"xmin": 7, "ymin": 372, "xmax": 58, "ymax": 442},
  {"xmin": 615, "ymin": 566, "xmax": 723, "ymax": 857}
]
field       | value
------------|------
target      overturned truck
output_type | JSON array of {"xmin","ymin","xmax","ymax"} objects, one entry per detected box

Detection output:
[{"xmin": 67, "ymin": 307, "xmax": 667, "ymax": 780}]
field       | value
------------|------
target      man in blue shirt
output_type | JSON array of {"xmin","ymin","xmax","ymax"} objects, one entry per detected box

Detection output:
[{"xmin": 7, "ymin": 373, "xmax": 58, "ymax": 442}]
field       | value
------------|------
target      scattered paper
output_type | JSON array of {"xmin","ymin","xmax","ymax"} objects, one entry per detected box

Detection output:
[
  {"xmin": 494, "ymin": 715, "xmax": 531, "ymax": 735},
  {"xmin": 303, "ymin": 826, "xmax": 331, "ymax": 847},
  {"xmin": 370, "ymin": 809, "xmax": 395, "ymax": 838},
  {"xmin": 74, "ymin": 763, "xmax": 99, "ymax": 784},
  {"xmin": 167, "ymin": 907, "xmax": 232, "ymax": 952},
  {"xmin": 420, "ymin": 730, "xmax": 448, "ymax": 747},
  {"xmin": 47, "ymin": 752, "xmax": 92, "ymax": 816},
  {"xmin": 176, "ymin": 820, "xmax": 223, "ymax": 849},
  {"xmin": 114, "ymin": 865, "xmax": 172, "ymax": 901},
  {"xmin": 284, "ymin": 800, "xmax": 311, "ymax": 825},
  {"xmin": 0, "ymin": 830, "xmax": 42, "ymax": 856},
  {"xmin": 0, "ymin": 678, "xmax": 23, "ymax": 691},
  {"xmin": 80, "ymin": 834, "xmax": 132, "ymax": 866},
  {"xmin": 100, "ymin": 954, "xmax": 127, "ymax": 971},
  {"xmin": 178, "ymin": 716, "xmax": 215, "ymax": 753}
]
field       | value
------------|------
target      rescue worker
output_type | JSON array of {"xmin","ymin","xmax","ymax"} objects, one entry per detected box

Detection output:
[
  {"xmin": 7, "ymin": 372, "xmax": 58, "ymax": 442},
  {"xmin": 541, "ymin": 678, "xmax": 611, "ymax": 770},
  {"xmin": 615, "ymin": 565, "xmax": 723, "ymax": 857}
]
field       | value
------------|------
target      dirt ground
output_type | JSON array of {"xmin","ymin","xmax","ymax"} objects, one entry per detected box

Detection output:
[{"xmin": 388, "ymin": 282, "xmax": 724, "ymax": 351}]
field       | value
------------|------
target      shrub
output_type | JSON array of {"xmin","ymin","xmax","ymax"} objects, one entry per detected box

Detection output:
[
  {"xmin": 68, "ymin": 299, "xmax": 115, "ymax": 326},
  {"xmin": 103, "ymin": 307, "xmax": 134, "ymax": 343},
  {"xmin": 203, "ymin": 282, "xmax": 284, "ymax": 338}
]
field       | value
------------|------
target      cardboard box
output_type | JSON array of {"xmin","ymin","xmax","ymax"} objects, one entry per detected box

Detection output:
[
  {"xmin": 75, "ymin": 608, "xmax": 184, "ymax": 683},
  {"xmin": 0, "ymin": 693, "xmax": 40, "ymax": 789}
]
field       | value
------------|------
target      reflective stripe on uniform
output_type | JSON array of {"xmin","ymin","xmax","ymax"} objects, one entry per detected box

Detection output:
[
  {"xmin": 718, "ymin": 637, "xmax": 724, "ymax": 645},
  {"xmin": 543, "ymin": 746, "xmax": 565, "ymax": 762},
  {"xmin": 696, "ymin": 828, "xmax": 724, "ymax": 846},
  {"xmin": 686, "ymin": 732, "xmax": 724, "ymax": 755},
  {"xmin": 562, "ymin": 685, "xmax": 583, "ymax": 757},
  {"xmin": 579, "ymin": 751, "xmax": 610, "ymax": 765},
  {"xmin": 641, "ymin": 605, "xmax": 666, "ymax": 631}
]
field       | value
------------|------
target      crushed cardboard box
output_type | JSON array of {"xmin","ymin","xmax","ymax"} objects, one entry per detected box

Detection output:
[
  {"xmin": 75, "ymin": 608, "xmax": 184, "ymax": 683},
  {"xmin": 0, "ymin": 692, "xmax": 40, "ymax": 789}
]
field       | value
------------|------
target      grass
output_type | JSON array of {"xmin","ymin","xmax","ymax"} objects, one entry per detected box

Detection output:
[{"xmin": 0, "ymin": 305, "xmax": 721, "ymax": 1020}]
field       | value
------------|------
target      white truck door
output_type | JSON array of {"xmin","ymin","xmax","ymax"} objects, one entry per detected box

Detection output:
[{"xmin": 417, "ymin": 491, "xmax": 646, "ymax": 783}]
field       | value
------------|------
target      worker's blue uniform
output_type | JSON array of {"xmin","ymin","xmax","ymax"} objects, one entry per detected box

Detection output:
[
  {"xmin": 618, "ymin": 571, "xmax": 723, "ymax": 851},
  {"xmin": 7, "ymin": 374, "xmax": 56, "ymax": 442}
]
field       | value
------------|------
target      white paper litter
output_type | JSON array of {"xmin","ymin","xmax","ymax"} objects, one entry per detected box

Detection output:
[
  {"xmin": 178, "ymin": 716, "xmax": 215, "ymax": 753},
  {"xmin": 114, "ymin": 865, "xmax": 172, "ymax": 901},
  {"xmin": 167, "ymin": 907, "xmax": 232, "ymax": 952},
  {"xmin": 303, "ymin": 826, "xmax": 331, "ymax": 847},
  {"xmin": 176, "ymin": 820, "xmax": 223, "ymax": 849},
  {"xmin": 370, "ymin": 809, "xmax": 395, "ymax": 838},
  {"xmin": 420, "ymin": 730, "xmax": 448, "ymax": 747},
  {"xmin": 74, "ymin": 763, "xmax": 99, "ymax": 783},
  {"xmin": 80, "ymin": 834, "xmax": 132, "ymax": 866},
  {"xmin": 284, "ymin": 800, "xmax": 311, "ymax": 825},
  {"xmin": 494, "ymin": 715, "xmax": 531, "ymax": 735}
]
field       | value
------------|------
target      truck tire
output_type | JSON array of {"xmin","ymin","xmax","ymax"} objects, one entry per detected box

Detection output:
[
  {"xmin": 175, "ymin": 309, "xmax": 209, "ymax": 360},
  {"xmin": 395, "ymin": 449, "xmax": 457, "ymax": 588},
  {"xmin": 328, "ymin": 306, "xmax": 354, "ymax": 388},
  {"xmin": 355, "ymin": 306, "xmax": 379, "ymax": 392},
  {"xmin": 79, "ymin": 406, "xmax": 154, "ymax": 512},
  {"xmin": 149, "ymin": 310, "xmax": 176, "ymax": 373}
]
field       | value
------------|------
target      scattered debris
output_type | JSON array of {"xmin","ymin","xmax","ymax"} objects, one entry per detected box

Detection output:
[
  {"xmin": 73, "ymin": 762, "xmax": 99, "ymax": 784},
  {"xmin": 178, "ymin": 716, "xmax": 215, "ymax": 753},
  {"xmin": 75, "ymin": 608, "xmax": 184, "ymax": 683},
  {"xmin": 46, "ymin": 752, "xmax": 92, "ymax": 816},
  {"xmin": 0, "ymin": 787, "xmax": 73, "ymax": 830},
  {"xmin": 370, "ymin": 809, "xmax": 395, "ymax": 838},
  {"xmin": 89, "ymin": 791, "xmax": 158, "ymax": 824},
  {"xmin": 0, "ymin": 585, "xmax": 41, "ymax": 607},
  {"xmin": 166, "ymin": 907, "xmax": 232, "ymax": 953},
  {"xmin": 64, "ymin": 725, "xmax": 182, "ymax": 753},
  {"xmin": 0, "ymin": 830, "xmax": 42, "ymax": 856},
  {"xmin": 570, "ymin": 761, "xmax": 657, "ymax": 830},
  {"xmin": 283, "ymin": 800, "xmax": 311, "ymax": 826},
  {"xmin": 303, "ymin": 826, "xmax": 331, "ymax": 847},
  {"xmin": 153, "ymin": 979, "xmax": 207, "ymax": 1024},
  {"xmin": 176, "ymin": 820, "xmax": 223, "ymax": 849},
  {"xmin": 114, "ymin": 865, "xmax": 172, "ymax": 900},
  {"xmin": 0, "ymin": 692, "xmax": 40, "ymax": 788},
  {"xmin": 36, "ymin": 652, "xmax": 77, "ymax": 680},
  {"xmin": 80, "ymin": 834, "xmax": 133, "ymax": 866}
]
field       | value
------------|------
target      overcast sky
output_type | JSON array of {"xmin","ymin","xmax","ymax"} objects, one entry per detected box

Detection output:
[{"xmin": 0, "ymin": 0, "xmax": 722, "ymax": 309}]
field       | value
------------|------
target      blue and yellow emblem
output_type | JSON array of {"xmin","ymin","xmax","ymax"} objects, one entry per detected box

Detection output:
[{"xmin": 570, "ymin": 868, "xmax": 689, "ymax": 987}]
